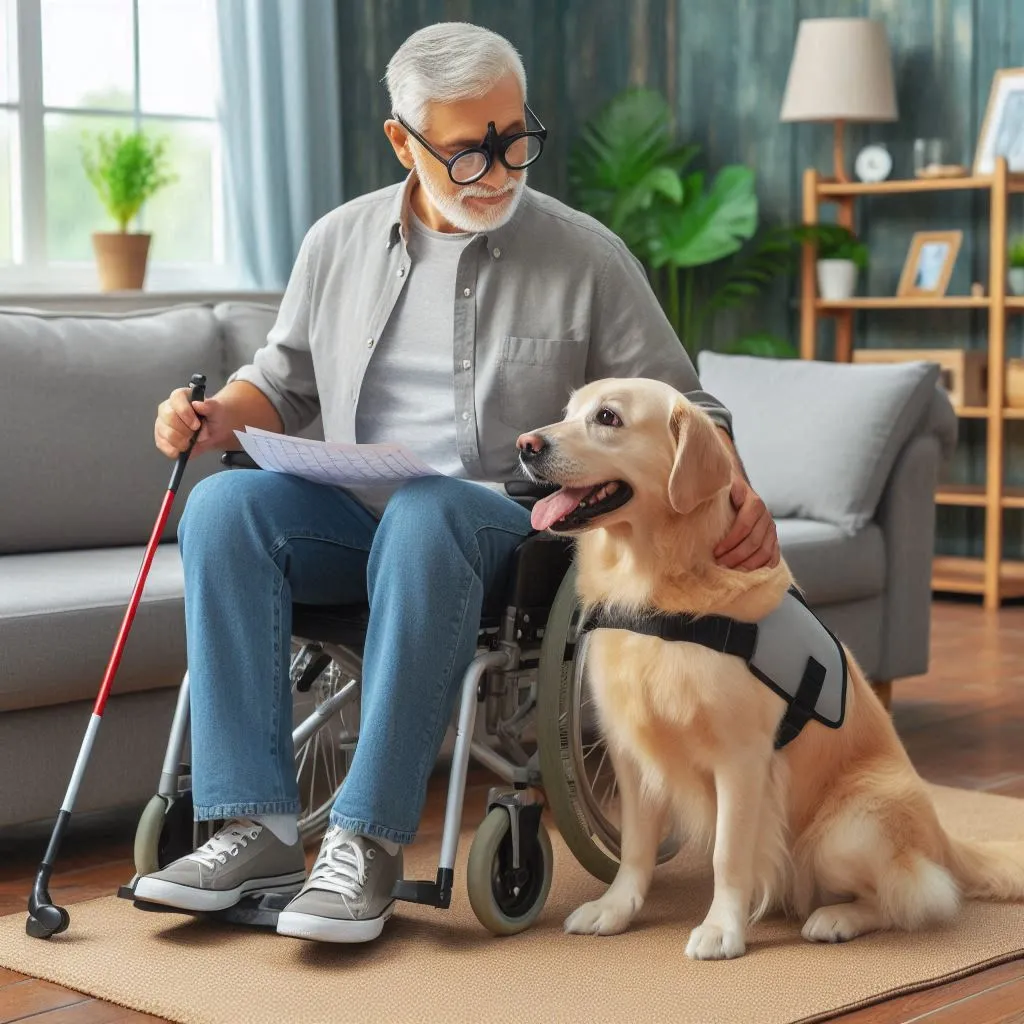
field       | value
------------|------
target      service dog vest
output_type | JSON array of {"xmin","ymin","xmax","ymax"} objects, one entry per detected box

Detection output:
[{"xmin": 579, "ymin": 588, "xmax": 848, "ymax": 749}]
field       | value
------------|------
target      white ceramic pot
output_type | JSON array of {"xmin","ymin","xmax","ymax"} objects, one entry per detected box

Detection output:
[
  {"xmin": 1009, "ymin": 267, "xmax": 1024, "ymax": 296},
  {"xmin": 816, "ymin": 259, "xmax": 858, "ymax": 301}
]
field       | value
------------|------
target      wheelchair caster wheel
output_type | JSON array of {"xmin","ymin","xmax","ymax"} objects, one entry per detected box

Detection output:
[
  {"xmin": 133, "ymin": 792, "xmax": 195, "ymax": 877},
  {"xmin": 466, "ymin": 806, "xmax": 553, "ymax": 936}
]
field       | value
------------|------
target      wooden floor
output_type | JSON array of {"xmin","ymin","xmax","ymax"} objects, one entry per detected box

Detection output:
[{"xmin": 2, "ymin": 597, "xmax": 1024, "ymax": 1024}]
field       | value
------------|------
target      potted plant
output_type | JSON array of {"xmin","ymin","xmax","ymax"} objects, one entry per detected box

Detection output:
[
  {"xmin": 80, "ymin": 130, "xmax": 176, "ymax": 292},
  {"xmin": 1009, "ymin": 236, "xmax": 1024, "ymax": 296},
  {"xmin": 811, "ymin": 226, "xmax": 869, "ymax": 301},
  {"xmin": 568, "ymin": 88, "xmax": 813, "ymax": 359}
]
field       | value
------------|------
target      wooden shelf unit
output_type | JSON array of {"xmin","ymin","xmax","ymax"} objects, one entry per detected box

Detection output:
[
  {"xmin": 936, "ymin": 484, "xmax": 1024, "ymax": 509},
  {"xmin": 800, "ymin": 156, "xmax": 1024, "ymax": 610}
]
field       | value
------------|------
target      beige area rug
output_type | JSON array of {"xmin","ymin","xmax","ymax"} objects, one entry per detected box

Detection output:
[{"xmin": 2, "ymin": 785, "xmax": 1024, "ymax": 1024}]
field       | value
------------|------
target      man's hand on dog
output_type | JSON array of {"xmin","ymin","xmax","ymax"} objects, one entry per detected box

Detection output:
[{"xmin": 714, "ymin": 475, "xmax": 780, "ymax": 571}]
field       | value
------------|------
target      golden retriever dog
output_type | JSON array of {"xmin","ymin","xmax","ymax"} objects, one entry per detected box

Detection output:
[{"xmin": 516, "ymin": 377, "xmax": 1024, "ymax": 960}]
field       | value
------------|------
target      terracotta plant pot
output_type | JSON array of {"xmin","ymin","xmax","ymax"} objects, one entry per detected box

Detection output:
[{"xmin": 91, "ymin": 232, "xmax": 152, "ymax": 292}]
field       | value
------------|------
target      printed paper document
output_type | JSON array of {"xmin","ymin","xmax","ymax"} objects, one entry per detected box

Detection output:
[{"xmin": 233, "ymin": 427, "xmax": 440, "ymax": 486}]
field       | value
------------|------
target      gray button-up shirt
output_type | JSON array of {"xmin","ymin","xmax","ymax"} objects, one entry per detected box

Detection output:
[{"xmin": 231, "ymin": 171, "xmax": 732, "ymax": 486}]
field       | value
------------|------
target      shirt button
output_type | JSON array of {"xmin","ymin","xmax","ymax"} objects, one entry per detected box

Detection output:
[
  {"xmin": 366, "ymin": 338, "xmax": 374, "ymax": 348},
  {"xmin": 492, "ymin": 247, "xmax": 501, "ymax": 259},
  {"xmin": 397, "ymin": 267, "xmax": 405, "ymax": 277},
  {"xmin": 463, "ymin": 287, "xmax": 472, "ymax": 297},
  {"xmin": 462, "ymin": 359, "xmax": 471, "ymax": 370},
  {"xmin": 461, "ymin": 411, "xmax": 470, "ymax": 421}
]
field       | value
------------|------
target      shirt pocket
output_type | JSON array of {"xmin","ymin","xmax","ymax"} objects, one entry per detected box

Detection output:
[{"xmin": 497, "ymin": 335, "xmax": 585, "ymax": 430}]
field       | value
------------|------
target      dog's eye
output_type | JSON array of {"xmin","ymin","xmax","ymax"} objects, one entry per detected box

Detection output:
[{"xmin": 596, "ymin": 408, "xmax": 622, "ymax": 428}]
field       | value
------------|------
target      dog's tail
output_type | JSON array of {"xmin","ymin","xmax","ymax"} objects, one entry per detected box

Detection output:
[{"xmin": 944, "ymin": 835, "xmax": 1024, "ymax": 900}]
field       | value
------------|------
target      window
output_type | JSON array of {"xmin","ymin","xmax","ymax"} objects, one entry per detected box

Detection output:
[{"xmin": 0, "ymin": 0, "xmax": 235, "ymax": 290}]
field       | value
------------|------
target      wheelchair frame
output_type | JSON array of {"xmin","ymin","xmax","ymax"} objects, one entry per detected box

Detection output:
[{"xmin": 118, "ymin": 460, "xmax": 594, "ymax": 933}]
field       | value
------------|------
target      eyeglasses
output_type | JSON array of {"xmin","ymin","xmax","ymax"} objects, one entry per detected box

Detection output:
[{"xmin": 394, "ymin": 104, "xmax": 547, "ymax": 185}]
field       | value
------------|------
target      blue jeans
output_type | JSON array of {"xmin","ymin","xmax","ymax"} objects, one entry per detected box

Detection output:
[{"xmin": 177, "ymin": 471, "xmax": 533, "ymax": 844}]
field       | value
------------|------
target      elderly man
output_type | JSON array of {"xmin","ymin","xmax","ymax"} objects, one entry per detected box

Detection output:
[{"xmin": 139, "ymin": 21, "xmax": 779, "ymax": 944}]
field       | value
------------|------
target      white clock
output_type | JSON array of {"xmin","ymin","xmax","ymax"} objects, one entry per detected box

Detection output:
[{"xmin": 855, "ymin": 144, "xmax": 892, "ymax": 183}]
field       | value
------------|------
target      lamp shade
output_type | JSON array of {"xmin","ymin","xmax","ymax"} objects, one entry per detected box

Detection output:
[{"xmin": 780, "ymin": 18, "xmax": 898, "ymax": 123}]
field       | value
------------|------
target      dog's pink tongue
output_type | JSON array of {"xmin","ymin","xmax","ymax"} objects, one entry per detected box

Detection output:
[{"xmin": 531, "ymin": 486, "xmax": 589, "ymax": 531}]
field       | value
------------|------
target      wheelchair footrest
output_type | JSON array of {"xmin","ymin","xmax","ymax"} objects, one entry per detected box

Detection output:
[
  {"xmin": 116, "ymin": 878, "xmax": 291, "ymax": 928},
  {"xmin": 392, "ymin": 868, "xmax": 454, "ymax": 909}
]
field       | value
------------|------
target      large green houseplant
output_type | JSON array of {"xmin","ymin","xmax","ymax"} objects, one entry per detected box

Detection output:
[
  {"xmin": 81, "ymin": 129, "xmax": 176, "ymax": 291},
  {"xmin": 569, "ymin": 89, "xmax": 824, "ymax": 358}
]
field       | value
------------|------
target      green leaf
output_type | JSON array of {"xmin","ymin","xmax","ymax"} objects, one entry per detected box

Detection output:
[
  {"xmin": 785, "ymin": 223, "xmax": 869, "ymax": 269},
  {"xmin": 721, "ymin": 333, "xmax": 798, "ymax": 358},
  {"xmin": 609, "ymin": 165, "xmax": 684, "ymax": 234},
  {"xmin": 1011, "ymin": 235, "xmax": 1024, "ymax": 268},
  {"xmin": 569, "ymin": 88, "xmax": 682, "ymax": 223},
  {"xmin": 646, "ymin": 165, "xmax": 758, "ymax": 269},
  {"xmin": 80, "ymin": 129, "xmax": 177, "ymax": 231}
]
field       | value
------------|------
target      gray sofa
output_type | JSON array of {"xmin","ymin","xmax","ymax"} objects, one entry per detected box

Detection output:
[{"xmin": 0, "ymin": 305, "xmax": 956, "ymax": 830}]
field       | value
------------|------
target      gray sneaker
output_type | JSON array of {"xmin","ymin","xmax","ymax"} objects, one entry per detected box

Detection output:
[
  {"xmin": 132, "ymin": 818, "xmax": 307, "ymax": 912},
  {"xmin": 275, "ymin": 828, "xmax": 403, "ymax": 943}
]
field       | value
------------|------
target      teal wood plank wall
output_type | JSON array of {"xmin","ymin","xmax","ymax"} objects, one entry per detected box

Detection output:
[{"xmin": 337, "ymin": 0, "xmax": 1024, "ymax": 560}]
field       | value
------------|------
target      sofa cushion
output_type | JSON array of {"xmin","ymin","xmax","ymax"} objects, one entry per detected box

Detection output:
[
  {"xmin": 697, "ymin": 352, "xmax": 940, "ymax": 533},
  {"xmin": 0, "ymin": 304, "xmax": 226, "ymax": 554},
  {"xmin": 776, "ymin": 518, "xmax": 885, "ymax": 605},
  {"xmin": 0, "ymin": 543, "xmax": 186, "ymax": 712},
  {"xmin": 213, "ymin": 300, "xmax": 278, "ymax": 371}
]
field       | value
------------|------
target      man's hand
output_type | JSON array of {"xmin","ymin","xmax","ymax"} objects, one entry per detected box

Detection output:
[
  {"xmin": 713, "ymin": 426, "xmax": 780, "ymax": 571},
  {"xmin": 714, "ymin": 475, "xmax": 780, "ymax": 570},
  {"xmin": 153, "ymin": 380, "xmax": 284, "ymax": 460},
  {"xmin": 154, "ymin": 387, "xmax": 226, "ymax": 459}
]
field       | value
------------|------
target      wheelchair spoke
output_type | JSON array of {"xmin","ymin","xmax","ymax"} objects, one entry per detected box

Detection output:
[
  {"xmin": 295, "ymin": 733, "xmax": 313, "ymax": 787},
  {"xmin": 604, "ymin": 773, "xmax": 618, "ymax": 812},
  {"xmin": 289, "ymin": 647, "xmax": 361, "ymax": 842},
  {"xmin": 308, "ymin": 727, "xmax": 321, "ymax": 812}
]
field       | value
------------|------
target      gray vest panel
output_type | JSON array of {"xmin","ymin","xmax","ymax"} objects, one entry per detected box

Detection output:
[{"xmin": 749, "ymin": 591, "xmax": 847, "ymax": 729}]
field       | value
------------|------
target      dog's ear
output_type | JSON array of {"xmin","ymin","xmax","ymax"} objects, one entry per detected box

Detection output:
[{"xmin": 667, "ymin": 401, "xmax": 733, "ymax": 514}]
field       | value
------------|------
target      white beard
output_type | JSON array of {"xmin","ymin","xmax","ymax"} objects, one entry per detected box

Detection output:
[{"xmin": 412, "ymin": 152, "xmax": 527, "ymax": 233}]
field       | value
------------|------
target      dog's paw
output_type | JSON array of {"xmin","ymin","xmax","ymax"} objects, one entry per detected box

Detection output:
[
  {"xmin": 563, "ymin": 893, "xmax": 638, "ymax": 936},
  {"xmin": 685, "ymin": 922, "xmax": 746, "ymax": 960},
  {"xmin": 801, "ymin": 903, "xmax": 876, "ymax": 943}
]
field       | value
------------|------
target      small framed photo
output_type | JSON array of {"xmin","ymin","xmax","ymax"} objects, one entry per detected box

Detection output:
[
  {"xmin": 897, "ymin": 231, "xmax": 963, "ymax": 298},
  {"xmin": 974, "ymin": 68, "xmax": 1024, "ymax": 175}
]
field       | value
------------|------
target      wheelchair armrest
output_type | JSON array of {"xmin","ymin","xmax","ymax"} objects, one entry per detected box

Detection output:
[
  {"xmin": 221, "ymin": 450, "xmax": 262, "ymax": 470},
  {"xmin": 497, "ymin": 531, "xmax": 574, "ymax": 633},
  {"xmin": 504, "ymin": 479, "xmax": 558, "ymax": 510}
]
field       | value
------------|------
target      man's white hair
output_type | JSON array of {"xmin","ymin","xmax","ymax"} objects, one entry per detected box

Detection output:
[{"xmin": 385, "ymin": 22, "xmax": 527, "ymax": 131}]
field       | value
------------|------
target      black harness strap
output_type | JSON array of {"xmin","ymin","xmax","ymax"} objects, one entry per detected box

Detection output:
[
  {"xmin": 771, "ymin": 655, "xmax": 826, "ymax": 750},
  {"xmin": 580, "ymin": 606, "xmax": 758, "ymax": 662}
]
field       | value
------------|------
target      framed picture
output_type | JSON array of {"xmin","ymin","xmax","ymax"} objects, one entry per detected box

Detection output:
[
  {"xmin": 974, "ymin": 68, "xmax": 1024, "ymax": 175},
  {"xmin": 897, "ymin": 231, "xmax": 963, "ymax": 298}
]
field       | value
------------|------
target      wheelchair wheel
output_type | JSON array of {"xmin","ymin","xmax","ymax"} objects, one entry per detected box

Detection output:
[
  {"xmin": 466, "ymin": 806, "xmax": 554, "ymax": 936},
  {"xmin": 536, "ymin": 562, "xmax": 681, "ymax": 884},
  {"xmin": 133, "ymin": 791, "xmax": 195, "ymax": 876},
  {"xmin": 290, "ymin": 644, "xmax": 360, "ymax": 844}
]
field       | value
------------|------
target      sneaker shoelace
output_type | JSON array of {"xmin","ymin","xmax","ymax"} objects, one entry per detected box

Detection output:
[
  {"xmin": 307, "ymin": 828, "xmax": 375, "ymax": 902},
  {"xmin": 187, "ymin": 819, "xmax": 262, "ymax": 869}
]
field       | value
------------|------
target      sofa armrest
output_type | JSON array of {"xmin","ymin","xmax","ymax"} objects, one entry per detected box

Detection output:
[{"xmin": 874, "ymin": 386, "xmax": 957, "ymax": 681}]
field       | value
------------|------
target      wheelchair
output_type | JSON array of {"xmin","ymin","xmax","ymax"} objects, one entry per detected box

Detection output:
[{"xmin": 118, "ymin": 454, "xmax": 680, "ymax": 936}]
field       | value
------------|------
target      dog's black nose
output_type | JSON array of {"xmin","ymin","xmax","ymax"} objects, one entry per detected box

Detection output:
[{"xmin": 516, "ymin": 432, "xmax": 545, "ymax": 459}]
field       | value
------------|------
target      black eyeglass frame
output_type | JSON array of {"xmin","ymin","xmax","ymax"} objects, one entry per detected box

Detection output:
[{"xmin": 394, "ymin": 103, "xmax": 547, "ymax": 185}]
